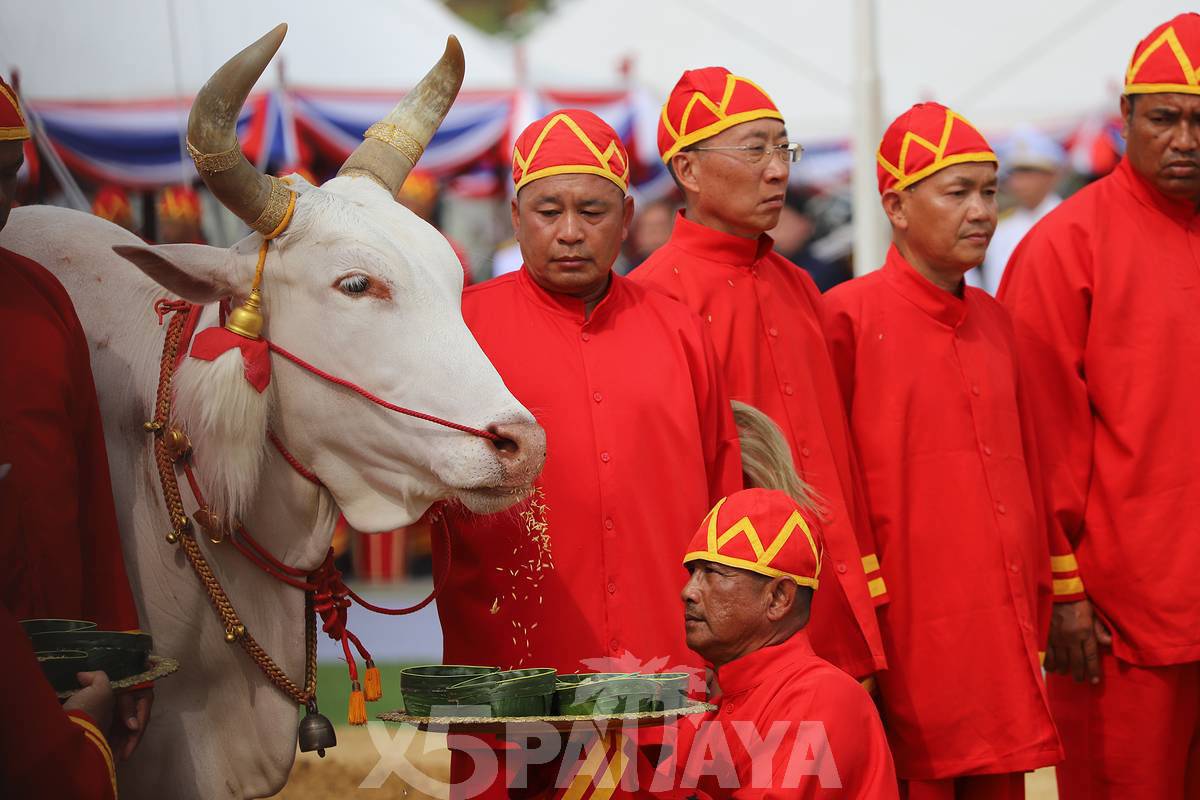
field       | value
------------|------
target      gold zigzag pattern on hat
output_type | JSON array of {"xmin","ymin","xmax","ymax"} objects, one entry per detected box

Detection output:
[
  {"xmin": 0, "ymin": 82, "xmax": 30, "ymax": 142},
  {"xmin": 1127, "ymin": 24, "xmax": 1200, "ymax": 93},
  {"xmin": 687, "ymin": 496, "xmax": 822, "ymax": 587},
  {"xmin": 660, "ymin": 73, "xmax": 783, "ymax": 160},
  {"xmin": 877, "ymin": 108, "xmax": 996, "ymax": 192},
  {"xmin": 513, "ymin": 112, "xmax": 628, "ymax": 192}
]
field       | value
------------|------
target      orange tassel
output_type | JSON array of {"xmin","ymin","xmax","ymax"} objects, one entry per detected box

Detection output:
[
  {"xmin": 364, "ymin": 661, "xmax": 382, "ymax": 702},
  {"xmin": 348, "ymin": 682, "xmax": 367, "ymax": 726}
]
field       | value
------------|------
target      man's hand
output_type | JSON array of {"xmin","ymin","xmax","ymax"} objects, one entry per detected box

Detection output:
[
  {"xmin": 1044, "ymin": 598, "xmax": 1112, "ymax": 684},
  {"xmin": 64, "ymin": 671, "xmax": 114, "ymax": 733},
  {"xmin": 111, "ymin": 687, "xmax": 154, "ymax": 760}
]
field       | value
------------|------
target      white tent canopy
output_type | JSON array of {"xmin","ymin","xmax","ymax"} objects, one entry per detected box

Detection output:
[
  {"xmin": 525, "ymin": 0, "xmax": 1188, "ymax": 141},
  {"xmin": 0, "ymin": 0, "xmax": 519, "ymax": 98}
]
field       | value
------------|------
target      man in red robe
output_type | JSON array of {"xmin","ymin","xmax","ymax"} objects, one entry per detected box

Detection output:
[
  {"xmin": 823, "ymin": 103, "xmax": 1061, "ymax": 799},
  {"xmin": 436, "ymin": 108, "xmax": 741, "ymax": 798},
  {"xmin": 631, "ymin": 67, "xmax": 888, "ymax": 684},
  {"xmin": 670, "ymin": 488, "xmax": 897, "ymax": 798},
  {"xmin": 438, "ymin": 108, "xmax": 741, "ymax": 676},
  {"xmin": 0, "ymin": 75, "xmax": 145, "ymax": 792},
  {"xmin": 998, "ymin": 13, "xmax": 1200, "ymax": 797}
]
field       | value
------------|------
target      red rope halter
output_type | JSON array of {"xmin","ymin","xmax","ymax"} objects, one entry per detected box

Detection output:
[{"xmin": 156, "ymin": 298, "xmax": 475, "ymax": 718}]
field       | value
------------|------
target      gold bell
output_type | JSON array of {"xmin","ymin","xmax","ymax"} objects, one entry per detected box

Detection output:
[
  {"xmin": 165, "ymin": 427, "xmax": 192, "ymax": 462},
  {"xmin": 225, "ymin": 288, "xmax": 264, "ymax": 339},
  {"xmin": 165, "ymin": 529, "xmax": 180, "ymax": 545},
  {"xmin": 224, "ymin": 624, "xmax": 244, "ymax": 642}
]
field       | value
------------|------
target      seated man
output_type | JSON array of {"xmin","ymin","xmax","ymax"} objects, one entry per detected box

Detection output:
[{"xmin": 674, "ymin": 488, "xmax": 898, "ymax": 798}]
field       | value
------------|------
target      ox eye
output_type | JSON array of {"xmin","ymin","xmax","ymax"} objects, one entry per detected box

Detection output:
[{"xmin": 337, "ymin": 274, "xmax": 371, "ymax": 296}]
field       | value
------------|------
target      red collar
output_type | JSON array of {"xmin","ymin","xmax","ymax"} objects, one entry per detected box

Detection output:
[
  {"xmin": 1112, "ymin": 157, "xmax": 1200, "ymax": 224},
  {"xmin": 881, "ymin": 245, "xmax": 968, "ymax": 329},
  {"xmin": 668, "ymin": 210, "xmax": 775, "ymax": 267},
  {"xmin": 515, "ymin": 264, "xmax": 623, "ymax": 326},
  {"xmin": 714, "ymin": 630, "xmax": 816, "ymax": 698}
]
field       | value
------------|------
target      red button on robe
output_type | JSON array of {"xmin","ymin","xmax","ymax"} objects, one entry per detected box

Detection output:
[
  {"xmin": 633, "ymin": 212, "xmax": 887, "ymax": 679},
  {"xmin": 824, "ymin": 246, "xmax": 1061, "ymax": 779},
  {"xmin": 674, "ymin": 631, "xmax": 898, "ymax": 799},
  {"xmin": 0, "ymin": 248, "xmax": 138, "ymax": 632},
  {"xmin": 999, "ymin": 157, "xmax": 1200, "ymax": 667},
  {"xmin": 436, "ymin": 267, "xmax": 742, "ymax": 674}
]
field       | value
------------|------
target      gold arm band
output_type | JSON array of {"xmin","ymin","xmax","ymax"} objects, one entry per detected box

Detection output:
[
  {"xmin": 186, "ymin": 140, "xmax": 243, "ymax": 174},
  {"xmin": 364, "ymin": 122, "xmax": 424, "ymax": 165},
  {"xmin": 249, "ymin": 177, "xmax": 296, "ymax": 237}
]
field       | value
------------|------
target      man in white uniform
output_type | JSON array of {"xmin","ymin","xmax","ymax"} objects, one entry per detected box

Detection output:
[{"xmin": 970, "ymin": 127, "xmax": 1064, "ymax": 294}]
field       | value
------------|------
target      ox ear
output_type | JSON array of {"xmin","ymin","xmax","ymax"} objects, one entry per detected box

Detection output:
[{"xmin": 113, "ymin": 243, "xmax": 243, "ymax": 304}]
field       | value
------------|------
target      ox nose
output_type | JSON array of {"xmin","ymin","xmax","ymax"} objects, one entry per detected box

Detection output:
[{"xmin": 488, "ymin": 421, "xmax": 546, "ymax": 487}]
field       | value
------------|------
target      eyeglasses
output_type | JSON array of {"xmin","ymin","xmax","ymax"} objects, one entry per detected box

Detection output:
[{"xmin": 687, "ymin": 142, "xmax": 804, "ymax": 165}]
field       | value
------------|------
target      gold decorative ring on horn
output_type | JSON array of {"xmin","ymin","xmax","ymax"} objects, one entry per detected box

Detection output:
[
  {"xmin": 186, "ymin": 140, "xmax": 244, "ymax": 174},
  {"xmin": 249, "ymin": 176, "xmax": 297, "ymax": 238},
  {"xmin": 364, "ymin": 123, "xmax": 425, "ymax": 166}
]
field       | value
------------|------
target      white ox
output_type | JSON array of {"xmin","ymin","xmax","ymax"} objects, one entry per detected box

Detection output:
[{"xmin": 0, "ymin": 25, "xmax": 544, "ymax": 799}]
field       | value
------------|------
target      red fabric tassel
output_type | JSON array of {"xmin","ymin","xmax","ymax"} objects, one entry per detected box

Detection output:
[{"xmin": 190, "ymin": 327, "xmax": 272, "ymax": 393}]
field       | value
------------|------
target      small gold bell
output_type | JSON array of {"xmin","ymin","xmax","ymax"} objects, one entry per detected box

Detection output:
[
  {"xmin": 224, "ymin": 624, "xmax": 244, "ymax": 643},
  {"xmin": 225, "ymin": 288, "xmax": 264, "ymax": 340},
  {"xmin": 164, "ymin": 427, "xmax": 192, "ymax": 462},
  {"xmin": 298, "ymin": 701, "xmax": 338, "ymax": 757},
  {"xmin": 165, "ymin": 529, "xmax": 180, "ymax": 545}
]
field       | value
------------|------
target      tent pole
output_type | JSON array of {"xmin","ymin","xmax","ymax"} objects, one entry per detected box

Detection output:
[{"xmin": 851, "ymin": 0, "xmax": 887, "ymax": 276}]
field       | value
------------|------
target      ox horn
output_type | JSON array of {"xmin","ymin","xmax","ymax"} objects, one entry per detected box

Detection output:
[
  {"xmin": 337, "ymin": 36, "xmax": 465, "ymax": 195},
  {"xmin": 187, "ymin": 24, "xmax": 291, "ymax": 236}
]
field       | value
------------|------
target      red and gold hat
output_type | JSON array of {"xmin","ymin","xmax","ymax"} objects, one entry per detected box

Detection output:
[
  {"xmin": 658, "ymin": 67, "xmax": 783, "ymax": 163},
  {"xmin": 511, "ymin": 109, "xmax": 630, "ymax": 194},
  {"xmin": 0, "ymin": 76, "xmax": 29, "ymax": 142},
  {"xmin": 683, "ymin": 488, "xmax": 823, "ymax": 588},
  {"xmin": 1126, "ymin": 13, "xmax": 1200, "ymax": 96},
  {"xmin": 92, "ymin": 184, "xmax": 132, "ymax": 223},
  {"xmin": 876, "ymin": 102, "xmax": 996, "ymax": 194},
  {"xmin": 157, "ymin": 185, "xmax": 202, "ymax": 223}
]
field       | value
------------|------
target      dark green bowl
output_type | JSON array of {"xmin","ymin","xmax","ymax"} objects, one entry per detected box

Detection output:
[
  {"xmin": 555, "ymin": 676, "xmax": 662, "ymax": 715},
  {"xmin": 31, "ymin": 631, "xmax": 152, "ymax": 683},
  {"xmin": 445, "ymin": 668, "xmax": 557, "ymax": 717},
  {"xmin": 20, "ymin": 619, "xmax": 97, "ymax": 637},
  {"xmin": 400, "ymin": 665, "xmax": 499, "ymax": 716},
  {"xmin": 649, "ymin": 673, "xmax": 691, "ymax": 710},
  {"xmin": 37, "ymin": 650, "xmax": 89, "ymax": 693}
]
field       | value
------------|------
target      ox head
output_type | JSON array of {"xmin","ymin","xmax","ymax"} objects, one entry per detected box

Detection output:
[{"xmin": 115, "ymin": 25, "xmax": 544, "ymax": 532}]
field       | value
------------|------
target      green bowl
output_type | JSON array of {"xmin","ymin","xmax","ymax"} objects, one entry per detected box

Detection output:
[
  {"xmin": 445, "ymin": 668, "xmax": 557, "ymax": 717},
  {"xmin": 37, "ymin": 650, "xmax": 89, "ymax": 693},
  {"xmin": 649, "ymin": 673, "xmax": 691, "ymax": 711},
  {"xmin": 555, "ymin": 676, "xmax": 662, "ymax": 715},
  {"xmin": 400, "ymin": 665, "xmax": 499, "ymax": 717},
  {"xmin": 31, "ymin": 631, "xmax": 152, "ymax": 683},
  {"xmin": 20, "ymin": 619, "xmax": 97, "ymax": 637}
]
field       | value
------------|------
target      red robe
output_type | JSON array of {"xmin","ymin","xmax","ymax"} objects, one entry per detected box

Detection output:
[
  {"xmin": 999, "ymin": 157, "xmax": 1200, "ymax": 666},
  {"xmin": 632, "ymin": 212, "xmax": 887, "ymax": 680},
  {"xmin": 999, "ymin": 157, "xmax": 1200, "ymax": 799},
  {"xmin": 435, "ymin": 267, "xmax": 742, "ymax": 674},
  {"xmin": 823, "ymin": 246, "xmax": 1061, "ymax": 779},
  {"xmin": 674, "ymin": 631, "xmax": 898, "ymax": 798},
  {"xmin": 0, "ymin": 247, "xmax": 138, "ymax": 631},
  {"xmin": 0, "ymin": 603, "xmax": 118, "ymax": 799}
]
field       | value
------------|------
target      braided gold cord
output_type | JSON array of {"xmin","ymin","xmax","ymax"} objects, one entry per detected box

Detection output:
[
  {"xmin": 186, "ymin": 140, "xmax": 243, "ymax": 174},
  {"xmin": 364, "ymin": 123, "xmax": 424, "ymax": 165},
  {"xmin": 150, "ymin": 310, "xmax": 316, "ymax": 704}
]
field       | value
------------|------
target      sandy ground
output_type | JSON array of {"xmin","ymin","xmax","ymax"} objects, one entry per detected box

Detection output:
[{"xmin": 270, "ymin": 727, "xmax": 1061, "ymax": 799}]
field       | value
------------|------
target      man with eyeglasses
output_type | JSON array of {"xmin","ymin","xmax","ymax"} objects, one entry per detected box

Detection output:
[
  {"xmin": 824, "ymin": 102, "xmax": 1061, "ymax": 800},
  {"xmin": 632, "ymin": 67, "xmax": 888, "ymax": 688}
]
